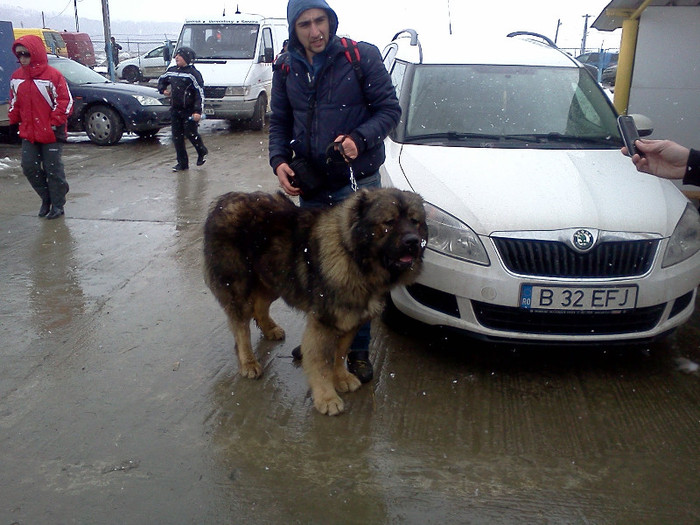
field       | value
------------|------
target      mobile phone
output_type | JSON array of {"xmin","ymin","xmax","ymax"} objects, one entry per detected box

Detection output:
[{"xmin": 618, "ymin": 115, "xmax": 641, "ymax": 157}]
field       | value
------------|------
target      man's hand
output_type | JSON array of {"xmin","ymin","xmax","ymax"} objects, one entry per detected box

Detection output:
[
  {"xmin": 191, "ymin": 113, "xmax": 202, "ymax": 123},
  {"xmin": 623, "ymin": 139, "xmax": 690, "ymax": 180},
  {"xmin": 333, "ymin": 135, "xmax": 358, "ymax": 161},
  {"xmin": 276, "ymin": 162, "xmax": 302, "ymax": 196}
]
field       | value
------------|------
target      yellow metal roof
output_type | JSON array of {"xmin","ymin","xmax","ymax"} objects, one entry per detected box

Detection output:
[{"xmin": 593, "ymin": 0, "xmax": 700, "ymax": 31}]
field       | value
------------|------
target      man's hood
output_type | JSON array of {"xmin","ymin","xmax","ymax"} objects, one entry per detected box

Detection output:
[
  {"xmin": 12, "ymin": 35, "xmax": 48, "ymax": 77},
  {"xmin": 286, "ymin": 0, "xmax": 339, "ymax": 47}
]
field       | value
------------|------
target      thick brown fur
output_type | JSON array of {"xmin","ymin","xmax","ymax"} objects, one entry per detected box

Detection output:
[{"xmin": 203, "ymin": 188, "xmax": 427, "ymax": 415}]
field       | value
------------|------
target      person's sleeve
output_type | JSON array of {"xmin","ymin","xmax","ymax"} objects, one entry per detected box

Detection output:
[
  {"xmin": 157, "ymin": 70, "xmax": 170, "ymax": 94},
  {"xmin": 349, "ymin": 43, "xmax": 401, "ymax": 155},
  {"xmin": 50, "ymin": 71, "xmax": 73, "ymax": 126},
  {"xmin": 268, "ymin": 68, "xmax": 293, "ymax": 173},
  {"xmin": 8, "ymin": 77, "xmax": 19, "ymax": 125},
  {"xmin": 193, "ymin": 70, "xmax": 204, "ymax": 114},
  {"xmin": 683, "ymin": 149, "xmax": 700, "ymax": 186}
]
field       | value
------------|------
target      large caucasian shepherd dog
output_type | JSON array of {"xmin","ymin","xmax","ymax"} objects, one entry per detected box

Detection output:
[{"xmin": 203, "ymin": 188, "xmax": 428, "ymax": 415}]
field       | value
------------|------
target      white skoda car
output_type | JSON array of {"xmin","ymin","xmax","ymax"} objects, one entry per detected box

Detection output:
[{"xmin": 380, "ymin": 31, "xmax": 700, "ymax": 344}]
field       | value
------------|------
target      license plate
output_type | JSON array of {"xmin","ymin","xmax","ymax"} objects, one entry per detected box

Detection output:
[
  {"xmin": 520, "ymin": 284, "xmax": 638, "ymax": 311},
  {"xmin": 204, "ymin": 107, "xmax": 215, "ymax": 115}
]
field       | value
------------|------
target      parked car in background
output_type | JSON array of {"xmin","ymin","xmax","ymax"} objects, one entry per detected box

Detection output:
[
  {"xmin": 48, "ymin": 56, "xmax": 170, "ymax": 145},
  {"xmin": 576, "ymin": 50, "xmax": 618, "ymax": 82},
  {"xmin": 601, "ymin": 63, "xmax": 618, "ymax": 86},
  {"xmin": 13, "ymin": 27, "xmax": 68, "ymax": 57},
  {"xmin": 115, "ymin": 42, "xmax": 174, "ymax": 83},
  {"xmin": 380, "ymin": 31, "xmax": 700, "ymax": 344},
  {"xmin": 61, "ymin": 31, "xmax": 97, "ymax": 67}
]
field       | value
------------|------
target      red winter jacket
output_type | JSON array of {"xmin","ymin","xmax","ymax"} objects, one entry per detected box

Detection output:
[{"xmin": 8, "ymin": 35, "xmax": 73, "ymax": 144}]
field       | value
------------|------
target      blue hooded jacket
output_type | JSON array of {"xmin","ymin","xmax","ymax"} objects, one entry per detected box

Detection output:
[{"xmin": 269, "ymin": 0, "xmax": 401, "ymax": 186}]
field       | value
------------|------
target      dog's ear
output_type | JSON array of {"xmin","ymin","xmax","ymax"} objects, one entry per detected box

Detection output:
[{"xmin": 342, "ymin": 189, "xmax": 371, "ymax": 246}]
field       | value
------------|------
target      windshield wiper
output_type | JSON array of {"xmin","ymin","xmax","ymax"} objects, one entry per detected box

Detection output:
[
  {"xmin": 405, "ymin": 131, "xmax": 535, "ymax": 143},
  {"xmin": 513, "ymin": 133, "xmax": 620, "ymax": 146}
]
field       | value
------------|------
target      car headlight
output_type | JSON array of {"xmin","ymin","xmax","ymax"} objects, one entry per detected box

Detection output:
[
  {"xmin": 225, "ymin": 86, "xmax": 249, "ymax": 96},
  {"xmin": 424, "ymin": 202, "xmax": 490, "ymax": 265},
  {"xmin": 133, "ymin": 95, "xmax": 163, "ymax": 106},
  {"xmin": 662, "ymin": 202, "xmax": 700, "ymax": 267}
]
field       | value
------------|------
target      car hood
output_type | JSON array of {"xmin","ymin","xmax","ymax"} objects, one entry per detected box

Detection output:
[
  {"xmin": 70, "ymin": 80, "xmax": 165, "ymax": 99},
  {"xmin": 397, "ymin": 145, "xmax": 688, "ymax": 237}
]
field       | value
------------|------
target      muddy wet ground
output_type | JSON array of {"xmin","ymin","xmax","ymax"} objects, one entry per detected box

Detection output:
[{"xmin": 1, "ymin": 122, "xmax": 700, "ymax": 524}]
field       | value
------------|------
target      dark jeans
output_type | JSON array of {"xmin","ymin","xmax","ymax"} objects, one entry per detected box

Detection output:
[
  {"xmin": 21, "ymin": 139, "xmax": 69, "ymax": 208},
  {"xmin": 171, "ymin": 112, "xmax": 207, "ymax": 168},
  {"xmin": 300, "ymin": 171, "xmax": 381, "ymax": 352}
]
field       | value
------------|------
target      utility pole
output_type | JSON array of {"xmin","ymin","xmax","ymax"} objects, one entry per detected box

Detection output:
[
  {"xmin": 580, "ymin": 14, "xmax": 591, "ymax": 55},
  {"xmin": 554, "ymin": 18, "xmax": 562, "ymax": 45},
  {"xmin": 447, "ymin": 0, "xmax": 453, "ymax": 35},
  {"xmin": 74, "ymin": 0, "xmax": 79, "ymax": 31},
  {"xmin": 101, "ymin": 0, "xmax": 114, "ymax": 81}
]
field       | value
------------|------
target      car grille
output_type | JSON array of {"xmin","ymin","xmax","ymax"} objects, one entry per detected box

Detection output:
[
  {"xmin": 472, "ymin": 301, "xmax": 666, "ymax": 335},
  {"xmin": 204, "ymin": 86, "xmax": 227, "ymax": 99},
  {"xmin": 493, "ymin": 238, "xmax": 659, "ymax": 278}
]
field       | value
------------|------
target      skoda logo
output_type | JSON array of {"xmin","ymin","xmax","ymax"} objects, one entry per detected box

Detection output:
[{"xmin": 572, "ymin": 229, "xmax": 595, "ymax": 251}]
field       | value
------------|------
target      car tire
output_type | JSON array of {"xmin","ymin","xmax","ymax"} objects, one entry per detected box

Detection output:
[
  {"xmin": 249, "ymin": 93, "xmax": 267, "ymax": 131},
  {"xmin": 84, "ymin": 105, "xmax": 124, "ymax": 146},
  {"xmin": 123, "ymin": 66, "xmax": 141, "ymax": 83}
]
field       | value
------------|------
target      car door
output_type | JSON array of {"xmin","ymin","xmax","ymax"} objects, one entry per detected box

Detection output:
[{"xmin": 141, "ymin": 45, "xmax": 167, "ymax": 78}]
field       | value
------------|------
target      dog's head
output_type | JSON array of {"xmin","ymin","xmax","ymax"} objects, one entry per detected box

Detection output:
[{"xmin": 344, "ymin": 188, "xmax": 428, "ymax": 285}]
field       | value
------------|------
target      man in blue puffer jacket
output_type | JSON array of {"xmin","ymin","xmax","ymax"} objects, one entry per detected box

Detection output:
[{"xmin": 269, "ymin": 0, "xmax": 401, "ymax": 383}]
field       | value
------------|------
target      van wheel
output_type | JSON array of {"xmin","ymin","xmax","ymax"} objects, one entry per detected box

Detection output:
[
  {"xmin": 84, "ymin": 105, "xmax": 124, "ymax": 145},
  {"xmin": 249, "ymin": 93, "xmax": 267, "ymax": 131},
  {"xmin": 123, "ymin": 66, "xmax": 141, "ymax": 83}
]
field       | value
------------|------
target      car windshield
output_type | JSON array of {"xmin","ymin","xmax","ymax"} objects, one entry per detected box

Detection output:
[
  {"xmin": 403, "ymin": 64, "xmax": 622, "ymax": 149},
  {"xmin": 177, "ymin": 23, "xmax": 259, "ymax": 59},
  {"xmin": 51, "ymin": 58, "xmax": 109, "ymax": 85}
]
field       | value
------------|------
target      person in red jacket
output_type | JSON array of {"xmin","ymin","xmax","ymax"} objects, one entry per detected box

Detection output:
[{"xmin": 9, "ymin": 35, "xmax": 73, "ymax": 219}]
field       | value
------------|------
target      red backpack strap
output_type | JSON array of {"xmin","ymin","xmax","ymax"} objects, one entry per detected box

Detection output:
[{"xmin": 340, "ymin": 37, "xmax": 364, "ymax": 85}]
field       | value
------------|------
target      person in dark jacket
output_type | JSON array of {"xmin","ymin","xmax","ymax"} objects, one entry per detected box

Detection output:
[
  {"xmin": 9, "ymin": 35, "xmax": 73, "ymax": 219},
  {"xmin": 110, "ymin": 37, "xmax": 122, "ymax": 66},
  {"xmin": 623, "ymin": 139, "xmax": 700, "ymax": 186},
  {"xmin": 268, "ymin": 0, "xmax": 402, "ymax": 383},
  {"xmin": 157, "ymin": 47, "xmax": 208, "ymax": 171}
]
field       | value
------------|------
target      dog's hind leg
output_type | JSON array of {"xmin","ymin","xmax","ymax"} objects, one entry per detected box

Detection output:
[
  {"xmin": 302, "ymin": 317, "xmax": 345, "ymax": 416},
  {"xmin": 226, "ymin": 311, "xmax": 263, "ymax": 379},
  {"xmin": 333, "ymin": 330, "xmax": 362, "ymax": 394},
  {"xmin": 253, "ymin": 292, "xmax": 285, "ymax": 341}
]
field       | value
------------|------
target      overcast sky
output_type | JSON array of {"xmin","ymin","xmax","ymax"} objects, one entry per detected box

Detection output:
[{"xmin": 23, "ymin": 0, "xmax": 621, "ymax": 51}]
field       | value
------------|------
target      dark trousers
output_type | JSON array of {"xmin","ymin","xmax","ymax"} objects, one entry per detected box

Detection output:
[
  {"xmin": 21, "ymin": 139, "xmax": 69, "ymax": 208},
  {"xmin": 299, "ymin": 172, "xmax": 381, "ymax": 353},
  {"xmin": 171, "ymin": 112, "xmax": 207, "ymax": 168}
]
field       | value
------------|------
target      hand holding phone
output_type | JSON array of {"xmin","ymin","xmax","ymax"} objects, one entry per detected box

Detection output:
[{"xmin": 618, "ymin": 115, "xmax": 642, "ymax": 157}]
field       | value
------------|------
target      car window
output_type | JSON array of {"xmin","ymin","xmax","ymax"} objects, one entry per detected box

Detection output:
[
  {"xmin": 404, "ymin": 64, "xmax": 619, "ymax": 146},
  {"xmin": 390, "ymin": 61, "xmax": 407, "ymax": 101},
  {"xmin": 178, "ymin": 23, "xmax": 260, "ymax": 59},
  {"xmin": 145, "ymin": 46, "xmax": 165, "ymax": 59},
  {"xmin": 50, "ymin": 58, "xmax": 109, "ymax": 84}
]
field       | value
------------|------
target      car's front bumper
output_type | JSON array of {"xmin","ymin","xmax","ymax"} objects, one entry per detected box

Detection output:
[
  {"xmin": 125, "ymin": 104, "xmax": 171, "ymax": 131},
  {"xmin": 391, "ymin": 239, "xmax": 700, "ymax": 343}
]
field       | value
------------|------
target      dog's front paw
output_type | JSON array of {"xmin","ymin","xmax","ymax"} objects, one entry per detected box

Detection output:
[
  {"xmin": 239, "ymin": 360, "xmax": 263, "ymax": 379},
  {"xmin": 314, "ymin": 392, "xmax": 345, "ymax": 416},
  {"xmin": 334, "ymin": 369, "xmax": 362, "ymax": 393}
]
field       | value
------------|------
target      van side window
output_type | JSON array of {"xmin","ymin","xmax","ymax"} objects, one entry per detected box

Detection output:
[{"xmin": 261, "ymin": 27, "xmax": 273, "ymax": 63}]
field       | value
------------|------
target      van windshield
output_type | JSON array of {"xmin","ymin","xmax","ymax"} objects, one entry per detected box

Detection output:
[{"xmin": 178, "ymin": 23, "xmax": 260, "ymax": 59}]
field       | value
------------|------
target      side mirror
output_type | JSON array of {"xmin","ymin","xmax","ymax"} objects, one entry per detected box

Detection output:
[
  {"xmin": 629, "ymin": 113, "xmax": 654, "ymax": 137},
  {"xmin": 262, "ymin": 47, "xmax": 274, "ymax": 63}
]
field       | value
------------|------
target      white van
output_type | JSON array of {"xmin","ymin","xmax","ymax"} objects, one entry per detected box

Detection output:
[{"xmin": 174, "ymin": 13, "xmax": 288, "ymax": 130}]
